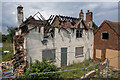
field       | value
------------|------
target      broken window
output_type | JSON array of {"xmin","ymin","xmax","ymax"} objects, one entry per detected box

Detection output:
[
  {"xmin": 75, "ymin": 47, "xmax": 84, "ymax": 57},
  {"xmin": 42, "ymin": 49, "xmax": 56, "ymax": 61},
  {"xmin": 76, "ymin": 30, "xmax": 82, "ymax": 38},
  {"xmin": 41, "ymin": 39, "xmax": 48, "ymax": 45},
  {"xmin": 102, "ymin": 32, "xmax": 109, "ymax": 40}
]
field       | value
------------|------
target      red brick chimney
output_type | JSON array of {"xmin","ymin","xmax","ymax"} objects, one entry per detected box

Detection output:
[
  {"xmin": 79, "ymin": 10, "xmax": 84, "ymax": 20},
  {"xmin": 86, "ymin": 10, "xmax": 93, "ymax": 22}
]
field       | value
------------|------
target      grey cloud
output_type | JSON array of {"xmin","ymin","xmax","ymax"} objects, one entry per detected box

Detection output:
[
  {"xmin": 2, "ymin": 2, "xmax": 119, "ymax": 34},
  {"xmin": 1, "ymin": 0, "xmax": 120, "ymax": 2}
]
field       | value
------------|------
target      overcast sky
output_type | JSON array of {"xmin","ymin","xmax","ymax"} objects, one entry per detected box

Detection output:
[{"xmin": 1, "ymin": 2, "xmax": 119, "ymax": 34}]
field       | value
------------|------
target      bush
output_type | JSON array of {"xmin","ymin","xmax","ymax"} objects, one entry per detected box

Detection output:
[{"xmin": 24, "ymin": 59, "xmax": 62, "ymax": 80}]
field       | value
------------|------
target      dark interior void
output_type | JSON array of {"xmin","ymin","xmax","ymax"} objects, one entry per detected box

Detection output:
[{"xmin": 102, "ymin": 32, "xmax": 109, "ymax": 40}]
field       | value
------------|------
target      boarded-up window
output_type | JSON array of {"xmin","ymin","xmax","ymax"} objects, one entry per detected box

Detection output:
[
  {"xmin": 42, "ymin": 49, "xmax": 55, "ymax": 60},
  {"xmin": 96, "ymin": 49, "xmax": 102, "ymax": 59},
  {"xmin": 75, "ymin": 47, "xmax": 83, "ymax": 57}
]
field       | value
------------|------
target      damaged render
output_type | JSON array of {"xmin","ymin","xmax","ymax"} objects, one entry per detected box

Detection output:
[{"xmin": 12, "ymin": 5, "xmax": 94, "ymax": 76}]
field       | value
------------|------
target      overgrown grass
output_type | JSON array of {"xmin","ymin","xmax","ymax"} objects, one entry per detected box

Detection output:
[
  {"xmin": 59, "ymin": 60, "xmax": 120, "ymax": 79},
  {"xmin": 2, "ymin": 42, "xmax": 14, "ymax": 62},
  {"xmin": 60, "ymin": 60, "xmax": 94, "ymax": 78}
]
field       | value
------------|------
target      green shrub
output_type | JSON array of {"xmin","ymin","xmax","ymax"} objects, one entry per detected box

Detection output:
[{"xmin": 24, "ymin": 59, "xmax": 62, "ymax": 80}]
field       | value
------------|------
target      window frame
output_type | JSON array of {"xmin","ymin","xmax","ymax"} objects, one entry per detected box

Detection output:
[
  {"xmin": 101, "ymin": 32, "xmax": 109, "ymax": 40},
  {"xmin": 75, "ymin": 47, "xmax": 84, "ymax": 58},
  {"xmin": 76, "ymin": 30, "xmax": 83, "ymax": 38}
]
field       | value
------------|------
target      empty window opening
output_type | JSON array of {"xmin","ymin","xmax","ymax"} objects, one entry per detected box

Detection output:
[
  {"xmin": 75, "ymin": 47, "xmax": 84, "ymax": 57},
  {"xmin": 76, "ymin": 30, "xmax": 82, "ymax": 38},
  {"xmin": 102, "ymin": 32, "xmax": 109, "ymax": 40}
]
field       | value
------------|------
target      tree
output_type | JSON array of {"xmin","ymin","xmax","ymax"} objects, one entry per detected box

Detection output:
[
  {"xmin": 24, "ymin": 60, "xmax": 62, "ymax": 80},
  {"xmin": 92, "ymin": 22, "xmax": 98, "ymax": 32},
  {"xmin": 7, "ymin": 27, "xmax": 16, "ymax": 43},
  {"xmin": 0, "ymin": 32, "xmax": 2, "ymax": 43},
  {"xmin": 2, "ymin": 34, "xmax": 7, "ymax": 42}
]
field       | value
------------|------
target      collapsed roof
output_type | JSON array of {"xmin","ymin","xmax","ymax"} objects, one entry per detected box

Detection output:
[
  {"xmin": 48, "ymin": 15, "xmax": 90, "ymax": 29},
  {"xmin": 16, "ymin": 11, "xmax": 93, "ymax": 35}
]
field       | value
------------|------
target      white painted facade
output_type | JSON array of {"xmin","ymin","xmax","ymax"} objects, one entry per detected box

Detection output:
[{"xmin": 25, "ymin": 23, "xmax": 94, "ymax": 67}]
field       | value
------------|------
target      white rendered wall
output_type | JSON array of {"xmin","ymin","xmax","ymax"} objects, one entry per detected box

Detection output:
[{"xmin": 25, "ymin": 26, "xmax": 94, "ymax": 67}]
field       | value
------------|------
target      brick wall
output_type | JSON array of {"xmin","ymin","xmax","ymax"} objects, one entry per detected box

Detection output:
[{"xmin": 94, "ymin": 22, "xmax": 119, "ymax": 60}]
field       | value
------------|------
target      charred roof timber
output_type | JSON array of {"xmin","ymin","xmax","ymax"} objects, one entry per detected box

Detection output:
[
  {"xmin": 57, "ymin": 15, "xmax": 79, "ymax": 20},
  {"xmin": 16, "ymin": 5, "xmax": 93, "ymax": 37}
]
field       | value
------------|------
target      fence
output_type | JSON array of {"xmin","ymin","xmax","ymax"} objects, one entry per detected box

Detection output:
[{"xmin": 1, "ymin": 56, "xmax": 120, "ymax": 79}]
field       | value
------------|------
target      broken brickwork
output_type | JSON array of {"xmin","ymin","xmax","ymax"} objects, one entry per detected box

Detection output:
[
  {"xmin": 12, "ymin": 35, "xmax": 27, "ymax": 76},
  {"xmin": 94, "ymin": 20, "xmax": 120, "ymax": 60}
]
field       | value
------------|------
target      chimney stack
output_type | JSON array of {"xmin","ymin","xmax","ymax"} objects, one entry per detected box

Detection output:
[
  {"xmin": 86, "ymin": 10, "xmax": 93, "ymax": 23},
  {"xmin": 17, "ymin": 5, "xmax": 23, "ymax": 27},
  {"xmin": 79, "ymin": 10, "xmax": 84, "ymax": 20}
]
